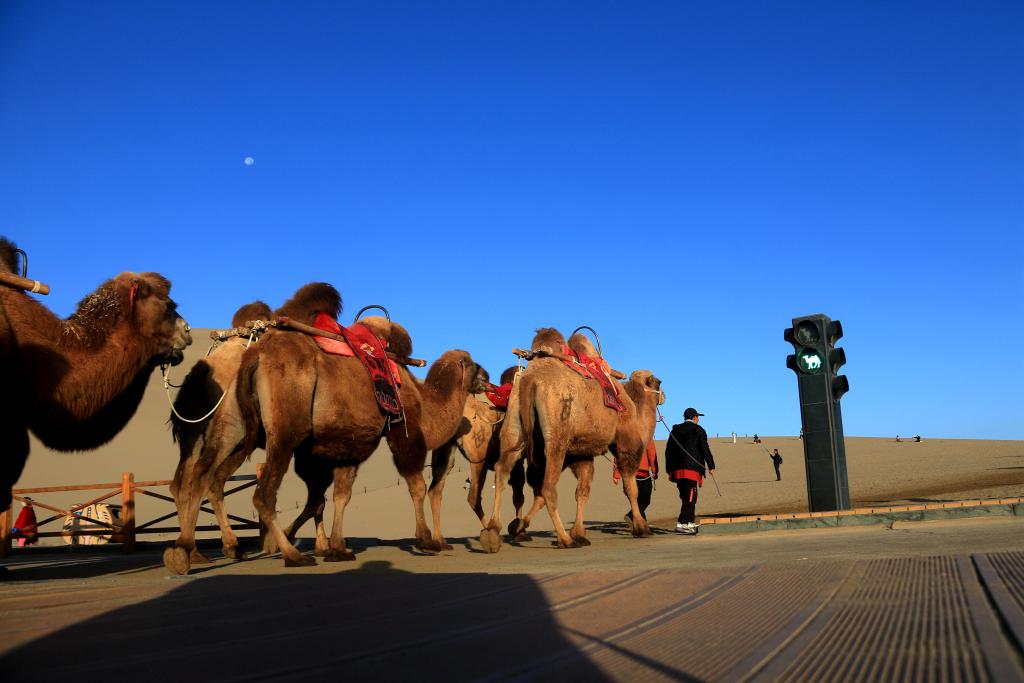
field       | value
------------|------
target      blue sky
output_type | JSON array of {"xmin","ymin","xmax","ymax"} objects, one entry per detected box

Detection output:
[{"xmin": 2, "ymin": 2, "xmax": 1021, "ymax": 439}]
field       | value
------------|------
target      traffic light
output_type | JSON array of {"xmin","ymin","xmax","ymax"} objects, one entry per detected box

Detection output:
[{"xmin": 784, "ymin": 314, "xmax": 850, "ymax": 512}]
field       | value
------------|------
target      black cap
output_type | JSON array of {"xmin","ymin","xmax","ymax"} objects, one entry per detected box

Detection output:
[{"xmin": 683, "ymin": 408, "xmax": 704, "ymax": 420}]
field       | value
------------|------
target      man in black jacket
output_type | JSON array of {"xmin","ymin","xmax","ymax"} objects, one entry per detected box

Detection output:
[{"xmin": 665, "ymin": 407, "xmax": 716, "ymax": 535}]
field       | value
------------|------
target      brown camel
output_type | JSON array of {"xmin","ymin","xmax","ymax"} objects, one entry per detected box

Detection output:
[
  {"xmin": 165, "ymin": 300, "xmax": 274, "ymax": 572},
  {"xmin": 480, "ymin": 328, "xmax": 664, "ymax": 552},
  {"xmin": 164, "ymin": 284, "xmax": 363, "ymax": 574},
  {"xmin": 0, "ymin": 237, "xmax": 192, "ymax": 510},
  {"xmin": 429, "ymin": 366, "xmax": 528, "ymax": 531},
  {"xmin": 234, "ymin": 292, "xmax": 487, "ymax": 566}
]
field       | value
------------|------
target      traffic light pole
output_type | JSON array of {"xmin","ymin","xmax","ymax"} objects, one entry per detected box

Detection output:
[{"xmin": 785, "ymin": 314, "xmax": 851, "ymax": 512}]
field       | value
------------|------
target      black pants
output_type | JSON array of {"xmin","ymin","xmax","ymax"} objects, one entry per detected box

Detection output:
[
  {"xmin": 676, "ymin": 479, "xmax": 699, "ymax": 524},
  {"xmin": 625, "ymin": 477, "xmax": 653, "ymax": 520},
  {"xmin": 774, "ymin": 463, "xmax": 781, "ymax": 481}
]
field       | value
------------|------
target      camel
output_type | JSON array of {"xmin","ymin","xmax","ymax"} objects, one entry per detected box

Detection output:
[
  {"xmin": 165, "ymin": 300, "xmax": 274, "ymax": 571},
  {"xmin": 0, "ymin": 237, "xmax": 192, "ymax": 511},
  {"xmin": 233, "ymin": 289, "xmax": 487, "ymax": 566},
  {"xmin": 164, "ymin": 284, "xmax": 364, "ymax": 574},
  {"xmin": 480, "ymin": 328, "xmax": 664, "ymax": 553},
  {"xmin": 429, "ymin": 366, "xmax": 528, "ymax": 530}
]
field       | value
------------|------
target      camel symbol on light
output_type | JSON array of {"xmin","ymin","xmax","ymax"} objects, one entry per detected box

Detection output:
[{"xmin": 803, "ymin": 354, "xmax": 822, "ymax": 370}]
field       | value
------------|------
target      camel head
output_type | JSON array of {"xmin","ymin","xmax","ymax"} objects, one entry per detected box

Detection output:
[
  {"xmin": 626, "ymin": 370, "xmax": 666, "ymax": 407},
  {"xmin": 231, "ymin": 300, "xmax": 273, "ymax": 328},
  {"xmin": 112, "ymin": 272, "xmax": 192, "ymax": 366},
  {"xmin": 428, "ymin": 349, "xmax": 490, "ymax": 396}
]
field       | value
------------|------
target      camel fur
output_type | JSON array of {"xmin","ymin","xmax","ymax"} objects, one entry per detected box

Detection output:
[{"xmin": 0, "ymin": 237, "xmax": 192, "ymax": 510}]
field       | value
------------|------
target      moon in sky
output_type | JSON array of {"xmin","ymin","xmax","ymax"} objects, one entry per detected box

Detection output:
[{"xmin": 244, "ymin": 156, "xmax": 255, "ymax": 166}]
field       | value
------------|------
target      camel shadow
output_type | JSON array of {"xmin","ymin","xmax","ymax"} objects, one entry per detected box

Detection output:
[
  {"xmin": 1, "ymin": 568, "xmax": 617, "ymax": 682},
  {"xmin": 0, "ymin": 544, "xmax": 169, "ymax": 582}
]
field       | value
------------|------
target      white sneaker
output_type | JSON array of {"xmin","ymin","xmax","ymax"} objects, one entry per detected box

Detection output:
[
  {"xmin": 676, "ymin": 522, "xmax": 698, "ymax": 535},
  {"xmin": 675, "ymin": 522, "xmax": 685, "ymax": 532}
]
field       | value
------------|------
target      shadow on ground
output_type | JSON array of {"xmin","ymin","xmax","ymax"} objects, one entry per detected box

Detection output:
[{"xmin": 1, "ymin": 561, "xmax": 613, "ymax": 682}]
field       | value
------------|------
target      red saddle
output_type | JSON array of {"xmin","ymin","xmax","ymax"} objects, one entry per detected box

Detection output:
[
  {"xmin": 559, "ymin": 344, "xmax": 625, "ymax": 412},
  {"xmin": 312, "ymin": 313, "xmax": 403, "ymax": 417}
]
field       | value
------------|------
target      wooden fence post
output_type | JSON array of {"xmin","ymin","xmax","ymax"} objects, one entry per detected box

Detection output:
[
  {"xmin": 121, "ymin": 472, "xmax": 135, "ymax": 553},
  {"xmin": 0, "ymin": 504, "xmax": 11, "ymax": 558}
]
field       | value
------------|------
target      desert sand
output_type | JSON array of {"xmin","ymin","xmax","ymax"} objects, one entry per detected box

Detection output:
[{"xmin": 11, "ymin": 330, "xmax": 1024, "ymax": 546}]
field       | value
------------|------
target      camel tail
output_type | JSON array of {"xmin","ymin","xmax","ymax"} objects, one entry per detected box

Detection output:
[
  {"xmin": 518, "ymin": 376, "xmax": 540, "ymax": 466},
  {"xmin": 235, "ymin": 347, "xmax": 262, "ymax": 457}
]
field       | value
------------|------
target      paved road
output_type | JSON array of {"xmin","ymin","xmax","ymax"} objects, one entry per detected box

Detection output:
[{"xmin": 2, "ymin": 517, "xmax": 1023, "ymax": 681}]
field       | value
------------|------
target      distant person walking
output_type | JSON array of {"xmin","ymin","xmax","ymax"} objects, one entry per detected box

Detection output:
[
  {"xmin": 613, "ymin": 440, "xmax": 659, "ymax": 523},
  {"xmin": 771, "ymin": 449, "xmax": 783, "ymax": 481},
  {"xmin": 665, "ymin": 408, "xmax": 716, "ymax": 535}
]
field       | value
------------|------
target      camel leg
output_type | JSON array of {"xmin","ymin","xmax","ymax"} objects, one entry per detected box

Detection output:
[
  {"xmin": 401, "ymin": 469, "xmax": 439, "ymax": 553},
  {"xmin": 510, "ymin": 460, "xmax": 543, "ymax": 542},
  {"xmin": 286, "ymin": 453, "xmax": 331, "ymax": 556},
  {"xmin": 568, "ymin": 459, "xmax": 594, "ymax": 546},
  {"xmin": 541, "ymin": 447, "xmax": 577, "ymax": 549},
  {"xmin": 427, "ymin": 443, "xmax": 456, "ymax": 551},
  {"xmin": 206, "ymin": 444, "xmax": 253, "ymax": 560},
  {"xmin": 622, "ymin": 472, "xmax": 653, "ymax": 537},
  {"xmin": 481, "ymin": 451, "xmax": 515, "ymax": 553},
  {"xmin": 323, "ymin": 465, "xmax": 357, "ymax": 562},
  {"xmin": 467, "ymin": 459, "xmax": 488, "ymax": 526},
  {"xmin": 0, "ymin": 414, "xmax": 29, "ymax": 513},
  {"xmin": 253, "ymin": 442, "xmax": 316, "ymax": 568},
  {"xmin": 163, "ymin": 444, "xmax": 222, "ymax": 574}
]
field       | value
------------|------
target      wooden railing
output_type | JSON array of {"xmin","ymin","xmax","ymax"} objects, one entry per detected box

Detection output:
[{"xmin": 0, "ymin": 470, "xmax": 262, "ymax": 558}]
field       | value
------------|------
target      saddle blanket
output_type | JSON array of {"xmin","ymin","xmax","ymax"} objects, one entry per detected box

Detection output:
[
  {"xmin": 484, "ymin": 383, "xmax": 513, "ymax": 409},
  {"xmin": 312, "ymin": 313, "xmax": 403, "ymax": 417},
  {"xmin": 560, "ymin": 344, "xmax": 625, "ymax": 412}
]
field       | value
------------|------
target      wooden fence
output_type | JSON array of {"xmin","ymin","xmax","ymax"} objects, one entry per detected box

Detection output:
[{"xmin": 0, "ymin": 470, "xmax": 262, "ymax": 558}]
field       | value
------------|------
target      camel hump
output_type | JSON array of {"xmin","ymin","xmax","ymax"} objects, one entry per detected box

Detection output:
[
  {"xmin": 357, "ymin": 315, "xmax": 414, "ymax": 358},
  {"xmin": 231, "ymin": 301, "xmax": 273, "ymax": 328},
  {"xmin": 275, "ymin": 282, "xmax": 342, "ymax": 324},
  {"xmin": 568, "ymin": 332, "xmax": 600, "ymax": 358},
  {"xmin": 0, "ymin": 237, "xmax": 19, "ymax": 274},
  {"xmin": 531, "ymin": 327, "xmax": 565, "ymax": 355},
  {"xmin": 499, "ymin": 366, "xmax": 518, "ymax": 386}
]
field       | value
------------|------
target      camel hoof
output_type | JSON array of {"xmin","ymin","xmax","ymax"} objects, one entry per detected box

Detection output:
[
  {"xmin": 284, "ymin": 553, "xmax": 317, "ymax": 568},
  {"xmin": 571, "ymin": 535, "xmax": 591, "ymax": 547},
  {"xmin": 479, "ymin": 528, "xmax": 503, "ymax": 553},
  {"xmin": 513, "ymin": 532, "xmax": 532, "ymax": 542},
  {"xmin": 163, "ymin": 546, "xmax": 190, "ymax": 575},
  {"xmin": 415, "ymin": 539, "xmax": 443, "ymax": 554},
  {"xmin": 507, "ymin": 519, "xmax": 523, "ymax": 536},
  {"xmin": 314, "ymin": 547, "xmax": 329, "ymax": 557},
  {"xmin": 441, "ymin": 543, "xmax": 454, "ymax": 552},
  {"xmin": 557, "ymin": 539, "xmax": 581, "ymax": 549},
  {"xmin": 189, "ymin": 548, "xmax": 212, "ymax": 565},
  {"xmin": 323, "ymin": 549, "xmax": 356, "ymax": 562},
  {"xmin": 222, "ymin": 545, "xmax": 244, "ymax": 560}
]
